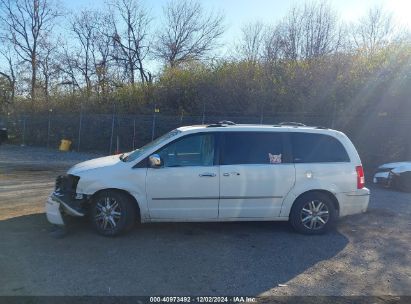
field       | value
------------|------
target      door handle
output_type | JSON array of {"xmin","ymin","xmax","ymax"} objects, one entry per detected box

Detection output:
[
  {"xmin": 199, "ymin": 173, "xmax": 216, "ymax": 177},
  {"xmin": 223, "ymin": 172, "xmax": 240, "ymax": 176}
]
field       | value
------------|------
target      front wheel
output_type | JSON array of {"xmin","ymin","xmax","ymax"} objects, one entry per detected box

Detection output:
[
  {"xmin": 290, "ymin": 192, "xmax": 337, "ymax": 235},
  {"xmin": 90, "ymin": 191, "xmax": 137, "ymax": 236}
]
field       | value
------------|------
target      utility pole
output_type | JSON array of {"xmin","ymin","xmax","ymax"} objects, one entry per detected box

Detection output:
[
  {"xmin": 132, "ymin": 118, "xmax": 136, "ymax": 150},
  {"xmin": 21, "ymin": 116, "xmax": 26, "ymax": 147},
  {"xmin": 77, "ymin": 104, "xmax": 83, "ymax": 152},
  {"xmin": 109, "ymin": 103, "xmax": 115, "ymax": 154},
  {"xmin": 201, "ymin": 103, "xmax": 206, "ymax": 124},
  {"xmin": 180, "ymin": 109, "xmax": 184, "ymax": 125},
  {"xmin": 47, "ymin": 109, "xmax": 52, "ymax": 148},
  {"xmin": 151, "ymin": 105, "xmax": 159, "ymax": 141}
]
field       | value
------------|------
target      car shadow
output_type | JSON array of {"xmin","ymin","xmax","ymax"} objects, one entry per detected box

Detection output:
[{"xmin": 0, "ymin": 213, "xmax": 349, "ymax": 296}]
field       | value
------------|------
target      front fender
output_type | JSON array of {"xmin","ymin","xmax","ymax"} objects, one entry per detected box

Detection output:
[{"xmin": 76, "ymin": 167, "xmax": 149, "ymax": 221}]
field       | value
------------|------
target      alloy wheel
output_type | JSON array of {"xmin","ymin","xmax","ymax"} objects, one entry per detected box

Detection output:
[
  {"xmin": 300, "ymin": 200, "xmax": 330, "ymax": 230},
  {"xmin": 94, "ymin": 196, "xmax": 122, "ymax": 231}
]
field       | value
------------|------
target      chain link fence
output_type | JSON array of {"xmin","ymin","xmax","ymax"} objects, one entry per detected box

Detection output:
[{"xmin": 1, "ymin": 110, "xmax": 411, "ymax": 172}]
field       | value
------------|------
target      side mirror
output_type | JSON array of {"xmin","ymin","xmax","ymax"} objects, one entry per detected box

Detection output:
[{"xmin": 149, "ymin": 154, "xmax": 162, "ymax": 168}]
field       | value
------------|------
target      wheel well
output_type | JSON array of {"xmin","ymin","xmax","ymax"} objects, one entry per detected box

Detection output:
[
  {"xmin": 91, "ymin": 188, "xmax": 141, "ymax": 221},
  {"xmin": 293, "ymin": 190, "xmax": 340, "ymax": 214}
]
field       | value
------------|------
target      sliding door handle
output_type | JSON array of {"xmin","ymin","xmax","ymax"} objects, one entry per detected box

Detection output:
[
  {"xmin": 223, "ymin": 172, "xmax": 240, "ymax": 176},
  {"xmin": 199, "ymin": 173, "xmax": 216, "ymax": 177}
]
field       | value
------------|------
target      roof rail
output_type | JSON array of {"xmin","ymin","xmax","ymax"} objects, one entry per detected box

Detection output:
[
  {"xmin": 207, "ymin": 120, "xmax": 236, "ymax": 128},
  {"xmin": 218, "ymin": 120, "xmax": 236, "ymax": 125},
  {"xmin": 275, "ymin": 122, "xmax": 307, "ymax": 127}
]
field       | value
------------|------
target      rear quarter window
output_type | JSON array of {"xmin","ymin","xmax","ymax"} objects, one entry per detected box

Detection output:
[{"xmin": 291, "ymin": 133, "xmax": 350, "ymax": 163}]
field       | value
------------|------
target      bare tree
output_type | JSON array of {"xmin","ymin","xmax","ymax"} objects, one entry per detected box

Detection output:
[
  {"xmin": 263, "ymin": 24, "xmax": 286, "ymax": 63},
  {"xmin": 301, "ymin": 1, "xmax": 342, "ymax": 58},
  {"xmin": 64, "ymin": 9, "xmax": 114, "ymax": 96},
  {"xmin": 0, "ymin": 0, "xmax": 60, "ymax": 102},
  {"xmin": 110, "ymin": 0, "xmax": 152, "ymax": 84},
  {"xmin": 271, "ymin": 1, "xmax": 342, "ymax": 60},
  {"xmin": 57, "ymin": 43, "xmax": 81, "ymax": 94},
  {"xmin": 70, "ymin": 10, "xmax": 96, "ymax": 95},
  {"xmin": 155, "ymin": 0, "xmax": 225, "ymax": 67},
  {"xmin": 237, "ymin": 22, "xmax": 265, "ymax": 62},
  {"xmin": 277, "ymin": 6, "xmax": 303, "ymax": 60},
  {"xmin": 38, "ymin": 36, "xmax": 59, "ymax": 102},
  {"xmin": 93, "ymin": 13, "xmax": 113, "ymax": 96},
  {"xmin": 352, "ymin": 6, "xmax": 396, "ymax": 54},
  {"xmin": 0, "ymin": 45, "xmax": 16, "ymax": 105}
]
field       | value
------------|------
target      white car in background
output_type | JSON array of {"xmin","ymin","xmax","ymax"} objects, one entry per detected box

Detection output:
[
  {"xmin": 45, "ymin": 121, "xmax": 370, "ymax": 236},
  {"xmin": 373, "ymin": 162, "xmax": 411, "ymax": 192}
]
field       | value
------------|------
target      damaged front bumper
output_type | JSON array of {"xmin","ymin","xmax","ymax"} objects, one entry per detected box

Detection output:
[
  {"xmin": 373, "ymin": 171, "xmax": 392, "ymax": 187},
  {"xmin": 45, "ymin": 174, "xmax": 88, "ymax": 225},
  {"xmin": 45, "ymin": 193, "xmax": 87, "ymax": 225},
  {"xmin": 46, "ymin": 195, "xmax": 65, "ymax": 225}
]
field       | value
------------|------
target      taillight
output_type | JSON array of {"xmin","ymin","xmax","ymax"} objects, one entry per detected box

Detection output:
[{"xmin": 356, "ymin": 165, "xmax": 365, "ymax": 189}]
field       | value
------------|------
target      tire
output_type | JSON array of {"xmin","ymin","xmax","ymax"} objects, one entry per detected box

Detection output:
[
  {"xmin": 90, "ymin": 190, "xmax": 137, "ymax": 236},
  {"xmin": 290, "ymin": 192, "xmax": 337, "ymax": 235}
]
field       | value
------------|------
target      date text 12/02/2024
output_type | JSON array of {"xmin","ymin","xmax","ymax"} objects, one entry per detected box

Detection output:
[{"xmin": 149, "ymin": 297, "xmax": 257, "ymax": 303}]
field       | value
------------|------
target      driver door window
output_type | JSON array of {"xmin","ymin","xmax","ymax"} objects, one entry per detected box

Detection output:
[{"xmin": 158, "ymin": 133, "xmax": 215, "ymax": 167}]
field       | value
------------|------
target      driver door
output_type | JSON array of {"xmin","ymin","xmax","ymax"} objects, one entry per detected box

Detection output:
[{"xmin": 145, "ymin": 133, "xmax": 219, "ymax": 220}]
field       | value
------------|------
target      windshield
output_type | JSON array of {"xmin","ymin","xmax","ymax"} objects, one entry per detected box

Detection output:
[{"xmin": 124, "ymin": 129, "xmax": 181, "ymax": 162}]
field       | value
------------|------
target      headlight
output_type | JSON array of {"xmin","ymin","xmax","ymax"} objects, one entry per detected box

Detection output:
[{"xmin": 55, "ymin": 174, "xmax": 80, "ymax": 194}]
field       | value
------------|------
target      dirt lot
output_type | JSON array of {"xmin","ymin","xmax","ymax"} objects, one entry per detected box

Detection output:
[{"xmin": 0, "ymin": 144, "xmax": 410, "ymax": 296}]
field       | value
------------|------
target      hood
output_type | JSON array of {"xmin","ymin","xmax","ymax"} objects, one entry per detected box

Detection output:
[
  {"xmin": 68, "ymin": 155, "xmax": 121, "ymax": 175},
  {"xmin": 391, "ymin": 163, "xmax": 411, "ymax": 174},
  {"xmin": 378, "ymin": 161, "xmax": 411, "ymax": 169}
]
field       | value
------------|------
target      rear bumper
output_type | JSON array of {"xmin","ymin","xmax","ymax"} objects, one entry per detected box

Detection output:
[{"xmin": 337, "ymin": 188, "xmax": 370, "ymax": 217}]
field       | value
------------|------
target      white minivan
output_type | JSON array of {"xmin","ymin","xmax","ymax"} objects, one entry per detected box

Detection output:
[{"xmin": 46, "ymin": 121, "xmax": 369, "ymax": 236}]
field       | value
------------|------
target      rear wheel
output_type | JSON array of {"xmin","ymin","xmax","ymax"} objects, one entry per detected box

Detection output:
[
  {"xmin": 90, "ymin": 190, "xmax": 137, "ymax": 236},
  {"xmin": 290, "ymin": 192, "xmax": 337, "ymax": 235}
]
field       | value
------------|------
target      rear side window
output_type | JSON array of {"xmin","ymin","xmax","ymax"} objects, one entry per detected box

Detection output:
[
  {"xmin": 222, "ymin": 132, "xmax": 285, "ymax": 165},
  {"xmin": 291, "ymin": 133, "xmax": 350, "ymax": 163}
]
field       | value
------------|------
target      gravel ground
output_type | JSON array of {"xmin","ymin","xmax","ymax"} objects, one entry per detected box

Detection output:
[{"xmin": 0, "ymin": 144, "xmax": 410, "ymax": 297}]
